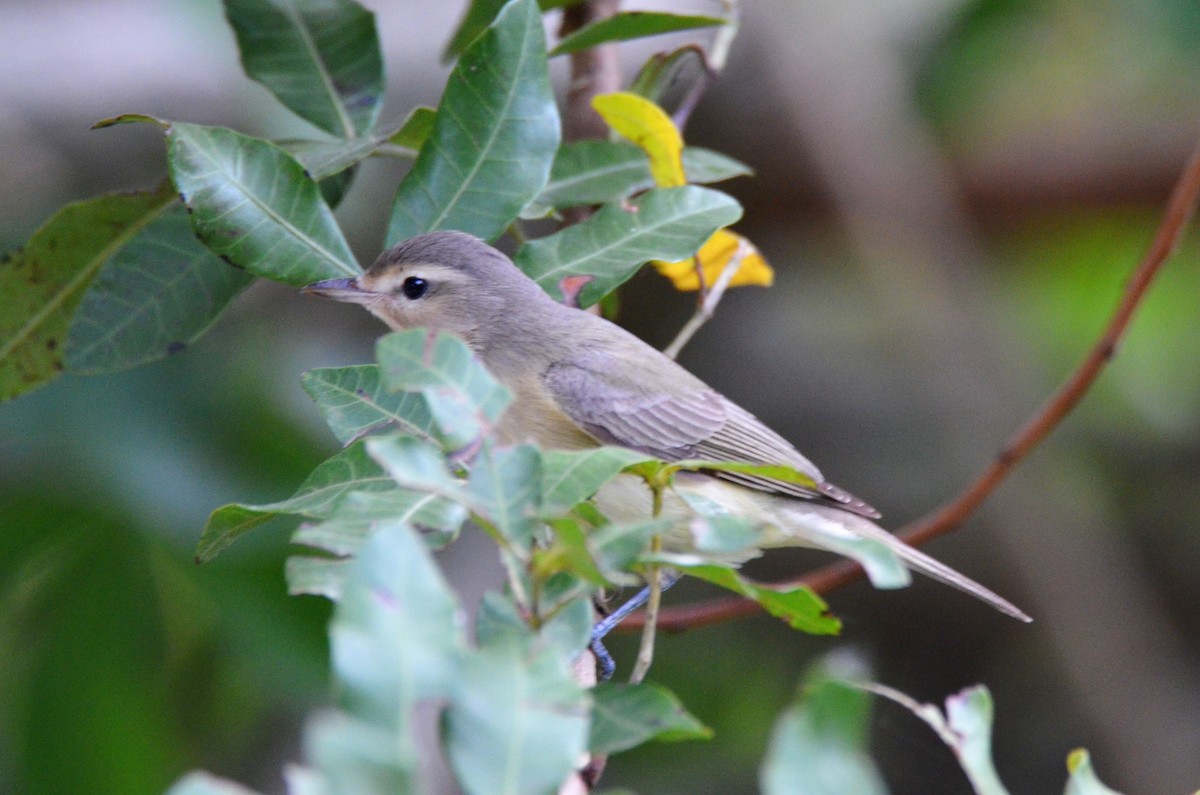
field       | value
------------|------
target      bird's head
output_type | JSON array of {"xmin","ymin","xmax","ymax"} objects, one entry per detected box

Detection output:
[{"xmin": 305, "ymin": 231, "xmax": 548, "ymax": 350}]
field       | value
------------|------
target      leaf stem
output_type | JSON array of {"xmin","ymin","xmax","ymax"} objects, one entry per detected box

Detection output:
[{"xmin": 630, "ymin": 536, "xmax": 663, "ymax": 684}]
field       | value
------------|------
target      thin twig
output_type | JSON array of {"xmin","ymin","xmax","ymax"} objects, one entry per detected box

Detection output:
[
  {"xmin": 630, "ymin": 558, "xmax": 663, "ymax": 684},
  {"xmin": 624, "ymin": 130, "xmax": 1200, "ymax": 633},
  {"xmin": 663, "ymin": 237, "xmax": 751, "ymax": 359}
]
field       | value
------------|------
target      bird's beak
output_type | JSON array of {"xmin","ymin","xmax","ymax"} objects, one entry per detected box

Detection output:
[{"xmin": 303, "ymin": 277, "xmax": 373, "ymax": 304}]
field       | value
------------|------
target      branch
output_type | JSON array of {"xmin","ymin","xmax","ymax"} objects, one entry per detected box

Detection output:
[{"xmin": 626, "ymin": 130, "xmax": 1200, "ymax": 633}]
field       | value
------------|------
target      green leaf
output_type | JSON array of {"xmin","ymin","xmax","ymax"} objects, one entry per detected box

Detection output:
[
  {"xmin": 386, "ymin": 0, "xmax": 560, "ymax": 245},
  {"xmin": 442, "ymin": 0, "xmax": 507, "ymax": 61},
  {"xmin": 164, "ymin": 771, "xmax": 265, "ymax": 795},
  {"xmin": 302, "ymin": 713, "xmax": 415, "ymax": 795},
  {"xmin": 302, "ymin": 364, "xmax": 437, "ymax": 445},
  {"xmin": 542, "ymin": 518, "xmax": 665, "ymax": 587},
  {"xmin": 331, "ymin": 521, "xmax": 465, "ymax": 726},
  {"xmin": 376, "ymin": 330, "xmax": 511, "ymax": 450},
  {"xmin": 292, "ymin": 488, "xmax": 466, "ymax": 556},
  {"xmin": 541, "ymin": 518, "xmax": 611, "ymax": 586},
  {"xmin": 0, "ymin": 187, "xmax": 174, "ymax": 401},
  {"xmin": 760, "ymin": 660, "xmax": 886, "ymax": 795},
  {"xmin": 536, "ymin": 593, "xmax": 593, "ymax": 659},
  {"xmin": 867, "ymin": 683, "xmax": 1011, "ymax": 795},
  {"xmin": 283, "ymin": 135, "xmax": 389, "ymax": 181},
  {"xmin": 198, "ymin": 442, "xmax": 392, "ymax": 562},
  {"xmin": 167, "ymin": 122, "xmax": 359, "ymax": 284},
  {"xmin": 444, "ymin": 637, "xmax": 589, "ymax": 795},
  {"xmin": 65, "ymin": 203, "xmax": 252, "ymax": 374},
  {"xmin": 466, "ymin": 442, "xmax": 542, "ymax": 546},
  {"xmin": 540, "ymin": 446, "xmax": 652, "ymax": 516},
  {"xmin": 668, "ymin": 458, "xmax": 820, "ymax": 489},
  {"xmin": 680, "ymin": 494, "xmax": 767, "ymax": 555},
  {"xmin": 365, "ymin": 434, "xmax": 467, "ymax": 502},
  {"xmin": 535, "ymin": 141, "xmax": 752, "ymax": 212},
  {"xmin": 474, "ymin": 591, "xmax": 530, "ymax": 647},
  {"xmin": 592, "ymin": 520, "xmax": 671, "ymax": 576},
  {"xmin": 944, "ymin": 687, "xmax": 1011, "ymax": 795},
  {"xmin": 514, "ymin": 185, "xmax": 742, "ymax": 307},
  {"xmin": 551, "ymin": 12, "xmax": 725, "ymax": 57},
  {"xmin": 1065, "ymin": 749, "xmax": 1124, "ymax": 795},
  {"xmin": 286, "ymin": 556, "xmax": 348, "ymax": 600},
  {"xmin": 677, "ymin": 564, "xmax": 840, "ymax": 635},
  {"xmin": 629, "ymin": 45, "xmax": 704, "ymax": 107},
  {"xmin": 590, "ymin": 682, "xmax": 713, "ymax": 754},
  {"xmin": 389, "ymin": 106, "xmax": 437, "ymax": 151},
  {"xmin": 224, "ymin": 0, "xmax": 384, "ymax": 138},
  {"xmin": 683, "ymin": 147, "xmax": 754, "ymax": 183}
]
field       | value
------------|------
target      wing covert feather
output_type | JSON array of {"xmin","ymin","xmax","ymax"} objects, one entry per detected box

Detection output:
[{"xmin": 542, "ymin": 356, "xmax": 880, "ymax": 517}]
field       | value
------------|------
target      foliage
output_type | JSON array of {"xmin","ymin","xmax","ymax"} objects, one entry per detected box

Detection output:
[{"xmin": 0, "ymin": 1, "xmax": 1142, "ymax": 794}]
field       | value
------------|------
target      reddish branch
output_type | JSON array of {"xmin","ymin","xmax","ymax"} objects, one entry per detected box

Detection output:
[{"xmin": 628, "ymin": 132, "xmax": 1200, "ymax": 633}]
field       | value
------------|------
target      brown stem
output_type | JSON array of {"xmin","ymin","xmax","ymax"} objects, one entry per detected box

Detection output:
[
  {"xmin": 622, "ymin": 129, "xmax": 1200, "ymax": 633},
  {"xmin": 560, "ymin": 0, "xmax": 623, "ymax": 143}
]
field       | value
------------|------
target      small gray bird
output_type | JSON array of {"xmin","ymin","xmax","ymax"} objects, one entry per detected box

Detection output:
[{"xmin": 306, "ymin": 230, "xmax": 1030, "ymax": 622}]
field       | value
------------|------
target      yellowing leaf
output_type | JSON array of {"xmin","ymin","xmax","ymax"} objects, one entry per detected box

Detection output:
[
  {"xmin": 591, "ymin": 92, "xmax": 685, "ymax": 188},
  {"xmin": 653, "ymin": 229, "xmax": 774, "ymax": 291}
]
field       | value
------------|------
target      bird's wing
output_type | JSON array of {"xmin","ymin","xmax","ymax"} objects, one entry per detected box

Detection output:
[{"xmin": 543, "ymin": 356, "xmax": 879, "ymax": 517}]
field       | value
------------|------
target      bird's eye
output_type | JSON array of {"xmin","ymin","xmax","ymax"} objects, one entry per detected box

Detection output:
[{"xmin": 400, "ymin": 276, "xmax": 428, "ymax": 300}]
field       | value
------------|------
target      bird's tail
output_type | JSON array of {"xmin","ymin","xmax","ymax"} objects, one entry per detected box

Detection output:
[
  {"xmin": 775, "ymin": 501, "xmax": 1032, "ymax": 622},
  {"xmin": 878, "ymin": 530, "xmax": 1031, "ymax": 622}
]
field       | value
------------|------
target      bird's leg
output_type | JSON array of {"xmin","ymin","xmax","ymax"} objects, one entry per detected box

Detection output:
[{"xmin": 589, "ymin": 571, "xmax": 681, "ymax": 681}]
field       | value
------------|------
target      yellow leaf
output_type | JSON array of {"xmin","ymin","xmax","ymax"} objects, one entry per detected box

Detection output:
[
  {"xmin": 592, "ymin": 92, "xmax": 686, "ymax": 188},
  {"xmin": 653, "ymin": 229, "xmax": 774, "ymax": 291}
]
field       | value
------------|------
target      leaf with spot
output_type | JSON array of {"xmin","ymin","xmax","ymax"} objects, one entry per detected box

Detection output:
[
  {"xmin": 224, "ymin": 0, "xmax": 384, "ymax": 138},
  {"xmin": 65, "ymin": 203, "xmax": 252, "ymax": 374},
  {"xmin": 386, "ymin": 0, "xmax": 560, "ymax": 245},
  {"xmin": 331, "ymin": 521, "xmax": 465, "ymax": 728},
  {"xmin": 514, "ymin": 185, "xmax": 742, "ymax": 307},
  {"xmin": 302, "ymin": 364, "xmax": 438, "ymax": 445},
  {"xmin": 198, "ymin": 441, "xmax": 393, "ymax": 562},
  {"xmin": 164, "ymin": 121, "xmax": 360, "ymax": 284},
  {"xmin": 0, "ymin": 186, "xmax": 175, "ymax": 402}
]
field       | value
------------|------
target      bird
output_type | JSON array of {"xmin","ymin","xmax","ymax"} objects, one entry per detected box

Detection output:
[{"xmin": 305, "ymin": 230, "xmax": 1030, "ymax": 622}]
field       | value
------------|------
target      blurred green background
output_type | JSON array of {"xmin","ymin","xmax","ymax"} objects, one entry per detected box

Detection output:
[{"xmin": 3, "ymin": 1, "xmax": 1200, "ymax": 793}]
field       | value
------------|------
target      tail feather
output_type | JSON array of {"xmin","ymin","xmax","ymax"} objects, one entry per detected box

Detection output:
[
  {"xmin": 784, "ymin": 501, "xmax": 1032, "ymax": 622},
  {"xmin": 880, "ymin": 533, "xmax": 1032, "ymax": 622}
]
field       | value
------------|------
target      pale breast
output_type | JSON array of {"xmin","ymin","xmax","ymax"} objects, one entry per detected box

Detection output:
[{"xmin": 492, "ymin": 369, "xmax": 599, "ymax": 450}]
